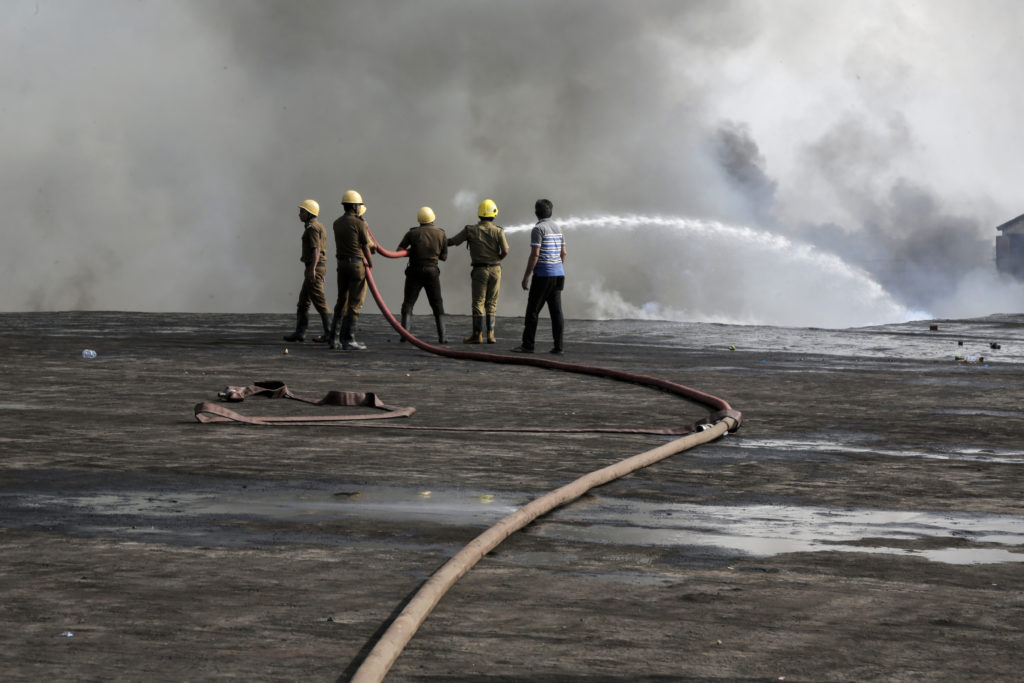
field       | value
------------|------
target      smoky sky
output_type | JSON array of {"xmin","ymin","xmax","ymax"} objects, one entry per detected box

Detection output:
[{"xmin": 3, "ymin": 0, "xmax": 1023, "ymax": 325}]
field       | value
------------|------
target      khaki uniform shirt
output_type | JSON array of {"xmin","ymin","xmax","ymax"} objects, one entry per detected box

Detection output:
[
  {"xmin": 398, "ymin": 224, "xmax": 448, "ymax": 266},
  {"xmin": 449, "ymin": 220, "xmax": 509, "ymax": 265},
  {"xmin": 333, "ymin": 212, "xmax": 371, "ymax": 260},
  {"xmin": 300, "ymin": 218, "xmax": 328, "ymax": 265}
]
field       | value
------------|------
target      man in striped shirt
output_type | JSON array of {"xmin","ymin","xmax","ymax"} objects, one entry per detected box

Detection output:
[{"xmin": 513, "ymin": 198, "xmax": 566, "ymax": 354}]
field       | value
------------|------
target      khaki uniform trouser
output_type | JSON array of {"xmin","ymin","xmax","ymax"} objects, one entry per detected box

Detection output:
[
  {"xmin": 334, "ymin": 260, "xmax": 368, "ymax": 319},
  {"xmin": 297, "ymin": 263, "xmax": 330, "ymax": 315},
  {"xmin": 470, "ymin": 264, "xmax": 501, "ymax": 316}
]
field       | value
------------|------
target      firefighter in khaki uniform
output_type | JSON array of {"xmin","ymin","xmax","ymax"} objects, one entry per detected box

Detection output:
[
  {"xmin": 447, "ymin": 199, "xmax": 509, "ymax": 344},
  {"xmin": 284, "ymin": 199, "xmax": 331, "ymax": 343},
  {"xmin": 327, "ymin": 190, "xmax": 374, "ymax": 350},
  {"xmin": 396, "ymin": 206, "xmax": 449, "ymax": 343}
]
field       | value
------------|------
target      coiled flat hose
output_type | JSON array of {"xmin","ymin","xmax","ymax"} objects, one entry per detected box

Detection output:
[{"xmin": 350, "ymin": 241, "xmax": 741, "ymax": 682}]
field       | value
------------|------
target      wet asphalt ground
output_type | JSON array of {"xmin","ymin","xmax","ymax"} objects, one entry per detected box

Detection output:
[{"xmin": 1, "ymin": 311, "xmax": 1023, "ymax": 681}]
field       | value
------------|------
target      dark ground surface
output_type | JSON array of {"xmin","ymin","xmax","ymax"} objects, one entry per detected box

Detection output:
[{"xmin": 1, "ymin": 311, "xmax": 1023, "ymax": 682}]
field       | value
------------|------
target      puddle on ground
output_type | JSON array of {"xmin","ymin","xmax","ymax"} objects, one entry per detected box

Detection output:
[
  {"xmin": 43, "ymin": 484, "xmax": 1024, "ymax": 566},
  {"xmin": 534, "ymin": 497, "xmax": 1024, "ymax": 565},
  {"xmin": 194, "ymin": 488, "xmax": 521, "ymax": 525},
  {"xmin": 934, "ymin": 408, "xmax": 1024, "ymax": 419},
  {"xmin": 725, "ymin": 438, "xmax": 1024, "ymax": 465}
]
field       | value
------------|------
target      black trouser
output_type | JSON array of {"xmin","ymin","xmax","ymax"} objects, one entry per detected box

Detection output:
[
  {"xmin": 401, "ymin": 263, "xmax": 445, "ymax": 316},
  {"xmin": 521, "ymin": 275, "xmax": 564, "ymax": 351}
]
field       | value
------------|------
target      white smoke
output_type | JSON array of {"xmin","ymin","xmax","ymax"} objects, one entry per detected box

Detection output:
[{"xmin": 451, "ymin": 190, "xmax": 478, "ymax": 214}]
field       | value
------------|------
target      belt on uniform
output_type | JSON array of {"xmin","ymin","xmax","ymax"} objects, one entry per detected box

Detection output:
[
  {"xmin": 345, "ymin": 257, "xmax": 364, "ymax": 263},
  {"xmin": 471, "ymin": 262, "xmax": 500, "ymax": 268}
]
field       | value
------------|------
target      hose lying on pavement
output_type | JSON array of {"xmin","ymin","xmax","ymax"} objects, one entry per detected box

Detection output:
[
  {"xmin": 196, "ymin": 382, "xmax": 720, "ymax": 434},
  {"xmin": 348, "ymin": 240, "xmax": 741, "ymax": 682},
  {"xmin": 194, "ymin": 381, "xmax": 415, "ymax": 425}
]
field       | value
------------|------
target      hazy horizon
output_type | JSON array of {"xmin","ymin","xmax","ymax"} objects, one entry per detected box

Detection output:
[{"xmin": 4, "ymin": 0, "xmax": 1023, "ymax": 327}]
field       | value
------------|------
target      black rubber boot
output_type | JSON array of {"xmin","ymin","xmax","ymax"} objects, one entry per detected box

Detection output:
[
  {"xmin": 434, "ymin": 313, "xmax": 448, "ymax": 344},
  {"xmin": 486, "ymin": 315, "xmax": 497, "ymax": 344},
  {"xmin": 400, "ymin": 312, "xmax": 411, "ymax": 342},
  {"xmin": 327, "ymin": 312, "xmax": 343, "ymax": 350},
  {"xmin": 283, "ymin": 311, "xmax": 309, "ymax": 342},
  {"xmin": 341, "ymin": 316, "xmax": 366, "ymax": 351}
]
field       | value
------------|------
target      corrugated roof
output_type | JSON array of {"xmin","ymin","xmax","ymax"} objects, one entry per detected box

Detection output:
[{"xmin": 996, "ymin": 213, "xmax": 1024, "ymax": 232}]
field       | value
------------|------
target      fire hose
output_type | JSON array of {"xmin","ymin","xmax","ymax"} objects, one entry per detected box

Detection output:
[{"xmin": 344, "ymin": 238, "xmax": 742, "ymax": 682}]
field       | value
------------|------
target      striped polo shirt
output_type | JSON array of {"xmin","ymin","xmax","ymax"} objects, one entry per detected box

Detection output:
[{"xmin": 530, "ymin": 218, "xmax": 565, "ymax": 277}]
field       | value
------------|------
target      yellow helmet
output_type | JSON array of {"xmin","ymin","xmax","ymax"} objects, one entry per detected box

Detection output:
[
  {"xmin": 341, "ymin": 189, "xmax": 364, "ymax": 205},
  {"xmin": 417, "ymin": 206, "xmax": 436, "ymax": 224},
  {"xmin": 477, "ymin": 198, "xmax": 498, "ymax": 218},
  {"xmin": 298, "ymin": 199, "xmax": 320, "ymax": 217}
]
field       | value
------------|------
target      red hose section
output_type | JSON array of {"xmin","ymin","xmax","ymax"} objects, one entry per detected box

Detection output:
[{"xmin": 366, "ymin": 237, "xmax": 735, "ymax": 416}]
